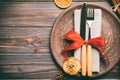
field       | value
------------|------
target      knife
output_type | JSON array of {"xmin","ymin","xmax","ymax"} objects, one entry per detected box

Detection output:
[{"xmin": 80, "ymin": 3, "xmax": 88, "ymax": 76}]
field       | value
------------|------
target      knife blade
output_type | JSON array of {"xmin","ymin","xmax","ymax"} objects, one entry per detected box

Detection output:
[
  {"xmin": 80, "ymin": 3, "xmax": 87, "ymax": 39},
  {"xmin": 80, "ymin": 3, "xmax": 87, "ymax": 76}
]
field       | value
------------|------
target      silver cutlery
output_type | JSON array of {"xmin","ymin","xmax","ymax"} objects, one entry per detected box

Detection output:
[{"xmin": 86, "ymin": 8, "xmax": 94, "ymax": 76}]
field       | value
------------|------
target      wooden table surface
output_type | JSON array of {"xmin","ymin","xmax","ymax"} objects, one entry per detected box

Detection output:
[{"xmin": 0, "ymin": 0, "xmax": 119, "ymax": 79}]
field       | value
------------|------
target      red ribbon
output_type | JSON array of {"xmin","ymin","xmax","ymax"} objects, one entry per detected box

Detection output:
[{"xmin": 62, "ymin": 30, "xmax": 106, "ymax": 59}]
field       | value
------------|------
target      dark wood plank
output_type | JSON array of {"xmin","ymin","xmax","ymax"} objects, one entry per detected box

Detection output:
[
  {"xmin": 0, "ymin": 0, "xmax": 107, "ymax": 2},
  {"xmin": 0, "ymin": 12, "xmax": 59, "ymax": 27},
  {"xmin": 0, "ymin": 28, "xmax": 50, "ymax": 38},
  {"xmin": 0, "ymin": 28, "xmax": 50, "ymax": 53},
  {"xmin": 0, "ymin": 63, "xmax": 57, "ymax": 73},
  {"xmin": 0, "ymin": 54, "xmax": 57, "ymax": 74},
  {"xmin": 0, "ymin": 2, "xmax": 110, "ymax": 27},
  {"xmin": 0, "ymin": 47, "xmax": 50, "ymax": 53},
  {"xmin": 0, "ymin": 69, "xmax": 119, "ymax": 79},
  {"xmin": 0, "ymin": 53, "xmax": 59, "ymax": 79},
  {"xmin": 0, "ymin": 53, "xmax": 53, "ymax": 65},
  {"xmin": 0, "ymin": 71, "xmax": 119, "ymax": 79},
  {"xmin": 0, "ymin": 54, "xmax": 119, "ymax": 73},
  {"xmin": 0, "ymin": 72, "xmax": 58, "ymax": 79},
  {"xmin": 0, "ymin": 37, "xmax": 49, "ymax": 47},
  {"xmin": 0, "ymin": 2, "xmax": 61, "ymax": 27},
  {"xmin": 0, "ymin": 53, "xmax": 119, "ymax": 79}
]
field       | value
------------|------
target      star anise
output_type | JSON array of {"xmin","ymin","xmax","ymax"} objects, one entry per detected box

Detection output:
[{"xmin": 55, "ymin": 71, "xmax": 66, "ymax": 80}]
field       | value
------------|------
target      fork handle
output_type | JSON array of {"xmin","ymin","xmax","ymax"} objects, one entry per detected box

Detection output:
[
  {"xmin": 81, "ymin": 44, "xmax": 87, "ymax": 76},
  {"xmin": 87, "ymin": 44, "xmax": 92, "ymax": 76}
]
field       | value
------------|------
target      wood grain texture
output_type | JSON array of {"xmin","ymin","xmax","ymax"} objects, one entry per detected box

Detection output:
[
  {"xmin": 0, "ymin": 1, "xmax": 119, "ymax": 79},
  {"xmin": 0, "ymin": 2, "xmax": 111, "ymax": 27},
  {"xmin": 0, "ymin": 0, "xmax": 107, "ymax": 2}
]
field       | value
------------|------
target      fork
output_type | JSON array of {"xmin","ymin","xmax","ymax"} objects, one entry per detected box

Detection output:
[{"xmin": 86, "ymin": 8, "xmax": 94, "ymax": 77}]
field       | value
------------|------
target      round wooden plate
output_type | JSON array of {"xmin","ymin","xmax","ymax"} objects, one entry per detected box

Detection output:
[{"xmin": 50, "ymin": 3, "xmax": 120, "ymax": 77}]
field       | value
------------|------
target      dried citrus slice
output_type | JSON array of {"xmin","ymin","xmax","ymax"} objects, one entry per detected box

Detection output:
[
  {"xmin": 63, "ymin": 57, "xmax": 81, "ymax": 75},
  {"xmin": 54, "ymin": 0, "xmax": 72, "ymax": 8}
]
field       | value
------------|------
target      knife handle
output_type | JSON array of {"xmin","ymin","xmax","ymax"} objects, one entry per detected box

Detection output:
[
  {"xmin": 81, "ymin": 44, "xmax": 87, "ymax": 76},
  {"xmin": 87, "ymin": 44, "xmax": 92, "ymax": 76}
]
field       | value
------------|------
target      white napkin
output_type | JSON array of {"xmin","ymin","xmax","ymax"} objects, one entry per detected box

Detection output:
[{"xmin": 74, "ymin": 9, "xmax": 102, "ymax": 72}]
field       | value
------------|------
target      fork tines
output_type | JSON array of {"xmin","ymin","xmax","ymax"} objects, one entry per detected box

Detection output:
[{"xmin": 87, "ymin": 8, "xmax": 94, "ymax": 20}]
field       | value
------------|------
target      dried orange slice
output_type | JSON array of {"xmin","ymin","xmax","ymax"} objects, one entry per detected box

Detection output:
[
  {"xmin": 54, "ymin": 0, "xmax": 72, "ymax": 8},
  {"xmin": 63, "ymin": 57, "xmax": 81, "ymax": 75}
]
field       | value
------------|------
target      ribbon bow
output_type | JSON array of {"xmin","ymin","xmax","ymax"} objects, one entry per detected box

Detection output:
[{"xmin": 62, "ymin": 30, "xmax": 106, "ymax": 59}]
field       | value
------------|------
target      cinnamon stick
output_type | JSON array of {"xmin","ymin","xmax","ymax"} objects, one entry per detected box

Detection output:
[{"xmin": 111, "ymin": 0, "xmax": 120, "ymax": 18}]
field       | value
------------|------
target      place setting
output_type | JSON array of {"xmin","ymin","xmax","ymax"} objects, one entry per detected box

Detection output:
[{"xmin": 50, "ymin": 1, "xmax": 120, "ymax": 79}]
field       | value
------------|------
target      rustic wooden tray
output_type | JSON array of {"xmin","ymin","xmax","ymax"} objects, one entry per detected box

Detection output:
[{"xmin": 50, "ymin": 3, "xmax": 120, "ymax": 78}]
